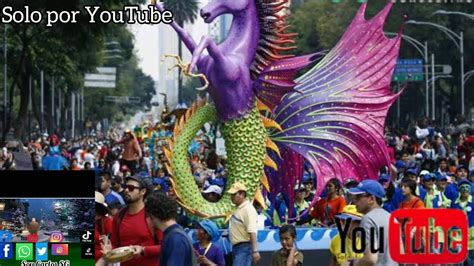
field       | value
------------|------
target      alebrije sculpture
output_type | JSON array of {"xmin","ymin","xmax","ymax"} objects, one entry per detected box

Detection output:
[{"xmin": 157, "ymin": 0, "xmax": 402, "ymax": 221}]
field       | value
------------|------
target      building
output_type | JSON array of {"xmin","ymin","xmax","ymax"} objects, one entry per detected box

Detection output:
[{"xmin": 156, "ymin": 0, "xmax": 232, "ymax": 110}]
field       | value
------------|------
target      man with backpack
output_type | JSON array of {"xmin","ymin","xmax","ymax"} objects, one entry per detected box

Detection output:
[{"xmin": 110, "ymin": 174, "xmax": 162, "ymax": 266}]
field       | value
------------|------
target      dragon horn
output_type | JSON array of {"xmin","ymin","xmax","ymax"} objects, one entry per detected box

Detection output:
[
  {"xmin": 264, "ymin": 154, "xmax": 278, "ymax": 171},
  {"xmin": 261, "ymin": 115, "xmax": 283, "ymax": 131},
  {"xmin": 265, "ymin": 137, "xmax": 281, "ymax": 158},
  {"xmin": 257, "ymin": 100, "xmax": 272, "ymax": 113},
  {"xmin": 261, "ymin": 171, "xmax": 271, "ymax": 192},
  {"xmin": 253, "ymin": 188, "xmax": 267, "ymax": 210}
]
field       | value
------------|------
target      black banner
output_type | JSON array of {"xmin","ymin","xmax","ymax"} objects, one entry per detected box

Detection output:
[{"xmin": 0, "ymin": 171, "xmax": 95, "ymax": 198}]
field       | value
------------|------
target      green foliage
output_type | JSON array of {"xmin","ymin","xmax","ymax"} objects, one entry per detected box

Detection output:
[
  {"xmin": 1, "ymin": 0, "xmax": 155, "ymax": 141},
  {"xmin": 161, "ymin": 0, "xmax": 199, "ymax": 25}
]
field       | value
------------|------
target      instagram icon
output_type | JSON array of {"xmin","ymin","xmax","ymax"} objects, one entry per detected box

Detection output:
[{"xmin": 49, "ymin": 231, "xmax": 64, "ymax": 243}]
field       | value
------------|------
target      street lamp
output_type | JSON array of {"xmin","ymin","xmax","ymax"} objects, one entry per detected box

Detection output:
[
  {"xmin": 406, "ymin": 20, "xmax": 465, "ymax": 115},
  {"xmin": 433, "ymin": 10, "xmax": 474, "ymax": 20},
  {"xmin": 428, "ymin": 74, "xmax": 453, "ymax": 84},
  {"xmin": 385, "ymin": 32, "xmax": 430, "ymax": 117},
  {"xmin": 465, "ymin": 70, "xmax": 474, "ymax": 84}
]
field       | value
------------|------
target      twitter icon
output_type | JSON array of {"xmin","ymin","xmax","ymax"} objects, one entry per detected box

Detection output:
[{"xmin": 35, "ymin": 243, "xmax": 48, "ymax": 261}]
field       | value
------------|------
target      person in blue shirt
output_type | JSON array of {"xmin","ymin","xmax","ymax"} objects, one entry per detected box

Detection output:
[
  {"xmin": 392, "ymin": 169, "xmax": 426, "ymax": 210},
  {"xmin": 42, "ymin": 147, "xmax": 69, "ymax": 170},
  {"xmin": 445, "ymin": 164, "xmax": 470, "ymax": 203},
  {"xmin": 144, "ymin": 191, "xmax": 197, "ymax": 266},
  {"xmin": 378, "ymin": 174, "xmax": 397, "ymax": 213},
  {"xmin": 193, "ymin": 220, "xmax": 225, "ymax": 266},
  {"xmin": 99, "ymin": 172, "xmax": 125, "ymax": 206},
  {"xmin": 450, "ymin": 179, "xmax": 474, "ymax": 265}
]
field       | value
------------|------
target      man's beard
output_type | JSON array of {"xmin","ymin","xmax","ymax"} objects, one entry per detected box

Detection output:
[{"xmin": 125, "ymin": 194, "xmax": 140, "ymax": 204}]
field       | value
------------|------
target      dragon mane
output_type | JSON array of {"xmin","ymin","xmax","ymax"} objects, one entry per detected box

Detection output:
[{"xmin": 251, "ymin": 0, "xmax": 297, "ymax": 79}]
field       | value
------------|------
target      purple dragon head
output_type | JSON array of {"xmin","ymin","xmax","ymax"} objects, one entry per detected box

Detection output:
[{"xmin": 201, "ymin": 0, "xmax": 252, "ymax": 23}]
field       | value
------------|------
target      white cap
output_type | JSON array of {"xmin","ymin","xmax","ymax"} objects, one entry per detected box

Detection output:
[
  {"xmin": 419, "ymin": 170, "xmax": 430, "ymax": 176},
  {"xmin": 202, "ymin": 185, "xmax": 223, "ymax": 196},
  {"xmin": 415, "ymin": 153, "xmax": 423, "ymax": 160}
]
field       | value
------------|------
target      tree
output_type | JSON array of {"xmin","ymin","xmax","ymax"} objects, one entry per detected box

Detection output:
[
  {"xmin": 11, "ymin": 207, "xmax": 26, "ymax": 235},
  {"xmin": 0, "ymin": 0, "xmax": 156, "ymax": 143},
  {"xmin": 64, "ymin": 199, "xmax": 94, "ymax": 236},
  {"xmin": 161, "ymin": 0, "xmax": 200, "ymax": 103}
]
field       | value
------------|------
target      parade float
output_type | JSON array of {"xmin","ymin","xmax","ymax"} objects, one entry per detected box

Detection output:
[{"xmin": 155, "ymin": 0, "xmax": 402, "ymax": 223}]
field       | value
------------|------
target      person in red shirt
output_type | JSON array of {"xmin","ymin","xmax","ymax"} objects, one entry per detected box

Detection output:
[
  {"xmin": 399, "ymin": 178, "xmax": 425, "ymax": 210},
  {"xmin": 311, "ymin": 178, "xmax": 346, "ymax": 226},
  {"xmin": 95, "ymin": 192, "xmax": 112, "ymax": 262},
  {"xmin": 109, "ymin": 174, "xmax": 163, "ymax": 266}
]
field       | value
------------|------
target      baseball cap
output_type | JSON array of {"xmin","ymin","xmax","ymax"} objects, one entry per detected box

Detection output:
[
  {"xmin": 202, "ymin": 185, "xmax": 223, "ymax": 196},
  {"xmin": 458, "ymin": 179, "xmax": 471, "ymax": 187},
  {"xmin": 227, "ymin": 182, "xmax": 247, "ymax": 194},
  {"xmin": 395, "ymin": 160, "xmax": 406, "ymax": 169},
  {"xmin": 348, "ymin": 180, "xmax": 385, "ymax": 198},
  {"xmin": 419, "ymin": 170, "xmax": 430, "ymax": 176},
  {"xmin": 335, "ymin": 205, "xmax": 363, "ymax": 221},
  {"xmin": 196, "ymin": 220, "xmax": 220, "ymax": 242},
  {"xmin": 435, "ymin": 172, "xmax": 448, "ymax": 182},
  {"xmin": 422, "ymin": 173, "xmax": 435, "ymax": 181},
  {"xmin": 457, "ymin": 164, "xmax": 469, "ymax": 172},
  {"xmin": 378, "ymin": 174, "xmax": 389, "ymax": 183},
  {"xmin": 405, "ymin": 168, "xmax": 418, "ymax": 176},
  {"xmin": 126, "ymin": 174, "xmax": 153, "ymax": 193}
]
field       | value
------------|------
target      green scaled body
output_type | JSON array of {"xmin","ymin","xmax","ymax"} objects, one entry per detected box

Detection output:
[{"xmin": 170, "ymin": 104, "xmax": 266, "ymax": 223}]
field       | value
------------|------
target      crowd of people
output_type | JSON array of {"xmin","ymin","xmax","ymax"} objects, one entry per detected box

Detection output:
[{"xmin": 0, "ymin": 113, "xmax": 473, "ymax": 265}]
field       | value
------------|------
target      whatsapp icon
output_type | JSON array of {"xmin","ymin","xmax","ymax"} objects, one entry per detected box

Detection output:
[{"xmin": 16, "ymin": 243, "xmax": 33, "ymax": 260}]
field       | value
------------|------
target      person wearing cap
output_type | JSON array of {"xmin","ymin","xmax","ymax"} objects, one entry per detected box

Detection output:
[
  {"xmin": 391, "ymin": 169, "xmax": 427, "ymax": 210},
  {"xmin": 421, "ymin": 173, "xmax": 446, "ymax": 208},
  {"xmin": 348, "ymin": 180, "xmax": 396, "ymax": 266},
  {"xmin": 95, "ymin": 191, "xmax": 113, "ymax": 262},
  {"xmin": 144, "ymin": 191, "xmax": 197, "ymax": 266},
  {"xmin": 445, "ymin": 164, "xmax": 470, "ymax": 203},
  {"xmin": 202, "ymin": 185, "xmax": 223, "ymax": 203},
  {"xmin": 329, "ymin": 205, "xmax": 363, "ymax": 266},
  {"xmin": 118, "ymin": 129, "xmax": 142, "ymax": 174},
  {"xmin": 109, "ymin": 174, "xmax": 163, "ymax": 266},
  {"xmin": 227, "ymin": 181, "xmax": 260, "ymax": 265},
  {"xmin": 435, "ymin": 172, "xmax": 452, "ymax": 207},
  {"xmin": 378, "ymin": 175, "xmax": 397, "ymax": 213},
  {"xmin": 193, "ymin": 220, "xmax": 225, "ymax": 266},
  {"xmin": 451, "ymin": 179, "xmax": 474, "ymax": 264},
  {"xmin": 293, "ymin": 184, "xmax": 311, "ymax": 225}
]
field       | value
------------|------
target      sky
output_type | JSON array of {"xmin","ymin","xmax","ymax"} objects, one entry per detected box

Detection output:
[
  {"xmin": 130, "ymin": 3, "xmax": 209, "ymax": 82},
  {"xmin": 129, "ymin": 23, "xmax": 160, "ymax": 81}
]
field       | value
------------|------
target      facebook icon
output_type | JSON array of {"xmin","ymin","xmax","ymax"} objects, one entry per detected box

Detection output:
[{"xmin": 0, "ymin": 243, "xmax": 13, "ymax": 259}]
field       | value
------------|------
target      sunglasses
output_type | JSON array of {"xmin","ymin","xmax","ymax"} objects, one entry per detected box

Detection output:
[{"xmin": 125, "ymin": 184, "xmax": 141, "ymax": 191}]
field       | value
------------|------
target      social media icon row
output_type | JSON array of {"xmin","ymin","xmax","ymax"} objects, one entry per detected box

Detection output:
[{"xmin": 0, "ymin": 243, "xmax": 68, "ymax": 260}]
